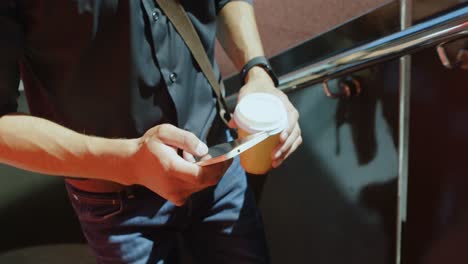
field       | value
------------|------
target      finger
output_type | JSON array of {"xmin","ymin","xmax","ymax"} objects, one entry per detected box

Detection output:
[
  {"xmin": 195, "ymin": 158, "xmax": 233, "ymax": 186},
  {"xmin": 280, "ymin": 106, "xmax": 299, "ymax": 142},
  {"xmin": 280, "ymin": 123, "xmax": 301, "ymax": 153},
  {"xmin": 155, "ymin": 124, "xmax": 208, "ymax": 156},
  {"xmin": 284, "ymin": 135, "xmax": 303, "ymax": 160},
  {"xmin": 198, "ymin": 154, "xmax": 213, "ymax": 161},
  {"xmin": 273, "ymin": 123, "xmax": 301, "ymax": 159},
  {"xmin": 149, "ymin": 142, "xmax": 203, "ymax": 185},
  {"xmin": 169, "ymin": 156, "xmax": 204, "ymax": 184},
  {"xmin": 273, "ymin": 136, "xmax": 302, "ymax": 167},
  {"xmin": 150, "ymin": 141, "xmax": 225, "ymax": 187},
  {"xmin": 169, "ymin": 147, "xmax": 231, "ymax": 186},
  {"xmin": 183, "ymin": 150, "xmax": 196, "ymax": 163},
  {"xmin": 272, "ymin": 136, "xmax": 302, "ymax": 168},
  {"xmin": 272, "ymin": 159, "xmax": 283, "ymax": 169},
  {"xmin": 281, "ymin": 96, "xmax": 298, "ymax": 128}
]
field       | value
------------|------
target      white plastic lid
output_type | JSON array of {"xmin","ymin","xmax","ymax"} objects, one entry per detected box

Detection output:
[{"xmin": 233, "ymin": 93, "xmax": 288, "ymax": 135}]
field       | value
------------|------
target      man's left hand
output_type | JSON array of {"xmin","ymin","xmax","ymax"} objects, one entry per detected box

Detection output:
[{"xmin": 234, "ymin": 66, "xmax": 302, "ymax": 168}]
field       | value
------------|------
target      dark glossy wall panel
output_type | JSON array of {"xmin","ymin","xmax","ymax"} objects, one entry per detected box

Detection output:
[
  {"xmin": 239, "ymin": 1, "xmax": 468, "ymax": 263},
  {"xmin": 403, "ymin": 44, "xmax": 468, "ymax": 264},
  {"xmin": 260, "ymin": 61, "xmax": 400, "ymax": 263},
  {"xmin": 227, "ymin": 3, "xmax": 403, "ymax": 263}
]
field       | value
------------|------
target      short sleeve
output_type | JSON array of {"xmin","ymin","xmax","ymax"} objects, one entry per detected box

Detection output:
[
  {"xmin": 215, "ymin": 0, "xmax": 253, "ymax": 14},
  {"xmin": 0, "ymin": 1, "xmax": 23, "ymax": 116}
]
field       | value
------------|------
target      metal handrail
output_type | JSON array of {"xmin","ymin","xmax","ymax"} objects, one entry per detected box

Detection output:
[
  {"xmin": 277, "ymin": 6, "xmax": 468, "ymax": 94},
  {"xmin": 226, "ymin": 5, "xmax": 468, "ymax": 102},
  {"xmin": 281, "ymin": 6, "xmax": 468, "ymax": 94}
]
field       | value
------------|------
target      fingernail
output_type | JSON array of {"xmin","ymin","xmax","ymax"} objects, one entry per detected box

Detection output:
[
  {"xmin": 274, "ymin": 151, "xmax": 282, "ymax": 159},
  {"xmin": 184, "ymin": 152, "xmax": 196, "ymax": 163},
  {"xmin": 281, "ymin": 132, "xmax": 288, "ymax": 140},
  {"xmin": 196, "ymin": 142, "xmax": 208, "ymax": 156}
]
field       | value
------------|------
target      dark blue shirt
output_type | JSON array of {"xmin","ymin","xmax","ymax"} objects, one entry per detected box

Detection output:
[{"xmin": 0, "ymin": 0, "xmax": 250, "ymax": 140}]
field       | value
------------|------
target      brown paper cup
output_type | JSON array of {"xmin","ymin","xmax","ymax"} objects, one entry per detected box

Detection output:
[{"xmin": 234, "ymin": 93, "xmax": 287, "ymax": 175}]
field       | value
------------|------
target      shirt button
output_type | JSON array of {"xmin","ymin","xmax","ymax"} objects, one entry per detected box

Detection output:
[
  {"xmin": 169, "ymin": 72, "xmax": 178, "ymax": 83},
  {"xmin": 152, "ymin": 10, "xmax": 159, "ymax": 22}
]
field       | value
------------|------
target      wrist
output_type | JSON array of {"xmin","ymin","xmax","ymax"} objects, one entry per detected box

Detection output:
[
  {"xmin": 240, "ymin": 56, "xmax": 279, "ymax": 87},
  {"xmin": 85, "ymin": 136, "xmax": 139, "ymax": 185},
  {"xmin": 245, "ymin": 66, "xmax": 275, "ymax": 85}
]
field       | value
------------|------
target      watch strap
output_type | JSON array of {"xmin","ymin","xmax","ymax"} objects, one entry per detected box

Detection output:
[{"xmin": 240, "ymin": 56, "xmax": 279, "ymax": 87}]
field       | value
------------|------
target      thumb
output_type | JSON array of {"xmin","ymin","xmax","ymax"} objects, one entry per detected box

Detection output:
[{"xmin": 153, "ymin": 124, "xmax": 208, "ymax": 156}]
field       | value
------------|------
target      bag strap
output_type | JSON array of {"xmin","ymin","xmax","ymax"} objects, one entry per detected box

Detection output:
[{"xmin": 155, "ymin": 0, "xmax": 230, "ymax": 124}]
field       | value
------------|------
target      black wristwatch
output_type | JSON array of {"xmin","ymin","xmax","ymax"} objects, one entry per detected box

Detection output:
[{"xmin": 240, "ymin": 56, "xmax": 279, "ymax": 87}]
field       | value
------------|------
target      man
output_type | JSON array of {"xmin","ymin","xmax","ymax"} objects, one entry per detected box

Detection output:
[{"xmin": 0, "ymin": 0, "xmax": 302, "ymax": 263}]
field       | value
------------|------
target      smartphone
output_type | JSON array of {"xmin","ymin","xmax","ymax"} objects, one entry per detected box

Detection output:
[{"xmin": 196, "ymin": 131, "xmax": 269, "ymax": 166}]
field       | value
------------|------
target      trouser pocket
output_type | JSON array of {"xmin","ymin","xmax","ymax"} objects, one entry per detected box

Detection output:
[{"xmin": 66, "ymin": 184, "xmax": 124, "ymax": 223}]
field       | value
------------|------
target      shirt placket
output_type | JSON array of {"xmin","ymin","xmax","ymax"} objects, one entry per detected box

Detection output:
[{"xmin": 141, "ymin": 0, "xmax": 183, "ymax": 124}]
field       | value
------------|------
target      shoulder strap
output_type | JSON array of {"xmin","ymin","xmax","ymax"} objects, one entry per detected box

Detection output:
[{"xmin": 155, "ymin": 0, "xmax": 230, "ymax": 124}]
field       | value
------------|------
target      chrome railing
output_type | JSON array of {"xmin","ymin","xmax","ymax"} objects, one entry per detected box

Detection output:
[
  {"xmin": 225, "ymin": 5, "xmax": 468, "ymax": 104},
  {"xmin": 278, "ymin": 5, "xmax": 468, "ymax": 94}
]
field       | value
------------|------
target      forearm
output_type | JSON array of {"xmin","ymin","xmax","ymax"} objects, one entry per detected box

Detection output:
[
  {"xmin": 217, "ymin": 1, "xmax": 274, "ymax": 85},
  {"xmin": 0, "ymin": 113, "xmax": 137, "ymax": 183},
  {"xmin": 217, "ymin": 1, "xmax": 264, "ymax": 70},
  {"xmin": 217, "ymin": 2, "xmax": 302, "ymax": 169}
]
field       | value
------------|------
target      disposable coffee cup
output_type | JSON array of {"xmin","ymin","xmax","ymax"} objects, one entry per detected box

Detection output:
[{"xmin": 233, "ymin": 93, "xmax": 288, "ymax": 175}]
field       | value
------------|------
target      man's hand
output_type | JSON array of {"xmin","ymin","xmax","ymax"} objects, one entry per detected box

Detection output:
[
  {"xmin": 129, "ymin": 124, "xmax": 232, "ymax": 206},
  {"xmin": 235, "ymin": 67, "xmax": 302, "ymax": 168},
  {"xmin": 217, "ymin": 1, "xmax": 301, "ymax": 169},
  {"xmin": 0, "ymin": 114, "xmax": 229, "ymax": 206}
]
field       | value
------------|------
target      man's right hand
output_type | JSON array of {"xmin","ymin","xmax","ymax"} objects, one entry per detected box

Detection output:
[
  {"xmin": 127, "ymin": 124, "xmax": 231, "ymax": 206},
  {"xmin": 0, "ymin": 114, "xmax": 229, "ymax": 206}
]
